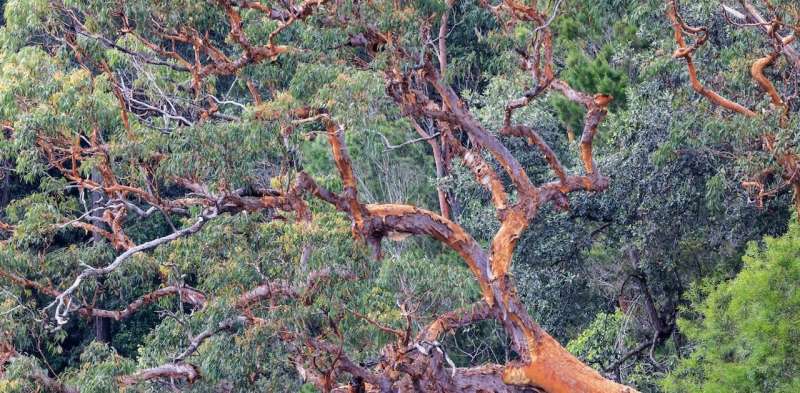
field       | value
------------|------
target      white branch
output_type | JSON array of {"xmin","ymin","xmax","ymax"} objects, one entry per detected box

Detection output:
[{"xmin": 49, "ymin": 209, "xmax": 218, "ymax": 324}]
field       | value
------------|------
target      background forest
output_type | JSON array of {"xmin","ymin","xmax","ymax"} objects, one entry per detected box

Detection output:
[{"xmin": 0, "ymin": 0, "xmax": 799, "ymax": 392}]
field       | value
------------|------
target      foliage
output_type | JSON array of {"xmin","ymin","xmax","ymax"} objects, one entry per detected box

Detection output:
[
  {"xmin": 0, "ymin": 0, "xmax": 798, "ymax": 391},
  {"xmin": 663, "ymin": 221, "xmax": 800, "ymax": 393}
]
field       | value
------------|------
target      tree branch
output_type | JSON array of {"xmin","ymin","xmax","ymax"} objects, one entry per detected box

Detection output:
[
  {"xmin": 78, "ymin": 286, "xmax": 206, "ymax": 321},
  {"xmin": 51, "ymin": 210, "xmax": 217, "ymax": 324},
  {"xmin": 118, "ymin": 362, "xmax": 200, "ymax": 386}
]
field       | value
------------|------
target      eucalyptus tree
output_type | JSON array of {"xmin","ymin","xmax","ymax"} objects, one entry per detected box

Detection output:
[
  {"xmin": 448, "ymin": 2, "xmax": 797, "ymax": 390},
  {"xmin": 666, "ymin": 0, "xmax": 800, "ymax": 211},
  {"xmin": 0, "ymin": 0, "xmax": 644, "ymax": 392}
]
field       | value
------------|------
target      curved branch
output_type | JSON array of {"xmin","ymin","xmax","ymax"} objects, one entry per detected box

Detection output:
[
  {"xmin": 236, "ymin": 280, "xmax": 299, "ymax": 308},
  {"xmin": 445, "ymin": 136, "xmax": 509, "ymax": 211},
  {"xmin": 501, "ymin": 125, "xmax": 567, "ymax": 185},
  {"xmin": 739, "ymin": 1, "xmax": 800, "ymax": 70},
  {"xmin": 236, "ymin": 268, "xmax": 356, "ymax": 309},
  {"xmin": 751, "ymin": 51, "xmax": 785, "ymax": 107},
  {"xmin": 418, "ymin": 301, "xmax": 492, "ymax": 342},
  {"xmin": 421, "ymin": 63, "xmax": 539, "ymax": 200},
  {"xmin": 305, "ymin": 336, "xmax": 394, "ymax": 393},
  {"xmin": 52, "ymin": 210, "xmax": 217, "ymax": 324},
  {"xmin": 1, "ymin": 268, "xmax": 205, "ymax": 322},
  {"xmin": 323, "ymin": 118, "xmax": 370, "ymax": 234},
  {"xmin": 667, "ymin": 0, "xmax": 757, "ymax": 117},
  {"xmin": 364, "ymin": 204, "xmax": 494, "ymax": 302},
  {"xmin": 0, "ymin": 268, "xmax": 62, "ymax": 297},
  {"xmin": 78, "ymin": 286, "xmax": 206, "ymax": 321},
  {"xmin": 549, "ymin": 79, "xmax": 613, "ymax": 175},
  {"xmin": 173, "ymin": 316, "xmax": 248, "ymax": 362}
]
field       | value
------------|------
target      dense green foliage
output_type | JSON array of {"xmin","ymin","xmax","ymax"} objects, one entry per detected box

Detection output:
[
  {"xmin": 0, "ymin": 0, "xmax": 798, "ymax": 392},
  {"xmin": 663, "ymin": 222, "xmax": 800, "ymax": 393}
]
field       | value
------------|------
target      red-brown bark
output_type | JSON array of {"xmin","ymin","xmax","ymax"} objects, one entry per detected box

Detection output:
[
  {"xmin": 0, "ymin": 1, "xmax": 647, "ymax": 391},
  {"xmin": 78, "ymin": 286, "xmax": 206, "ymax": 321},
  {"xmin": 667, "ymin": 0, "xmax": 757, "ymax": 117},
  {"xmin": 668, "ymin": 0, "xmax": 800, "ymax": 214}
]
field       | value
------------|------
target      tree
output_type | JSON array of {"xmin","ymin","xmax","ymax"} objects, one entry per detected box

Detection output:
[
  {"xmin": 0, "ymin": 0, "xmax": 640, "ymax": 392},
  {"xmin": 663, "ymin": 220, "xmax": 800, "ymax": 393},
  {"xmin": 442, "ymin": 1, "xmax": 793, "ymax": 388},
  {"xmin": 666, "ymin": 0, "xmax": 800, "ymax": 211}
]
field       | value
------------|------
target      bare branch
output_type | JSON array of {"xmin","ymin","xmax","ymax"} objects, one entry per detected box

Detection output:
[
  {"xmin": 51, "ymin": 210, "xmax": 217, "ymax": 324},
  {"xmin": 118, "ymin": 362, "xmax": 200, "ymax": 386}
]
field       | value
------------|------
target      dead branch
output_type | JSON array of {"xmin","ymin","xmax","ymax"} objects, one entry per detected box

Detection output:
[
  {"xmin": 51, "ymin": 210, "xmax": 217, "ymax": 325},
  {"xmin": 118, "ymin": 362, "xmax": 200, "ymax": 386}
]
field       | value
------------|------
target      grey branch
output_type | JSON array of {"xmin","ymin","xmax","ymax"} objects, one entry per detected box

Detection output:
[{"xmin": 50, "ymin": 209, "xmax": 217, "ymax": 325}]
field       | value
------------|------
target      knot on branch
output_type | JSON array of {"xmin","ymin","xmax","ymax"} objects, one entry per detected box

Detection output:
[
  {"xmin": 593, "ymin": 93, "xmax": 614, "ymax": 108},
  {"xmin": 672, "ymin": 47, "xmax": 693, "ymax": 58}
]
